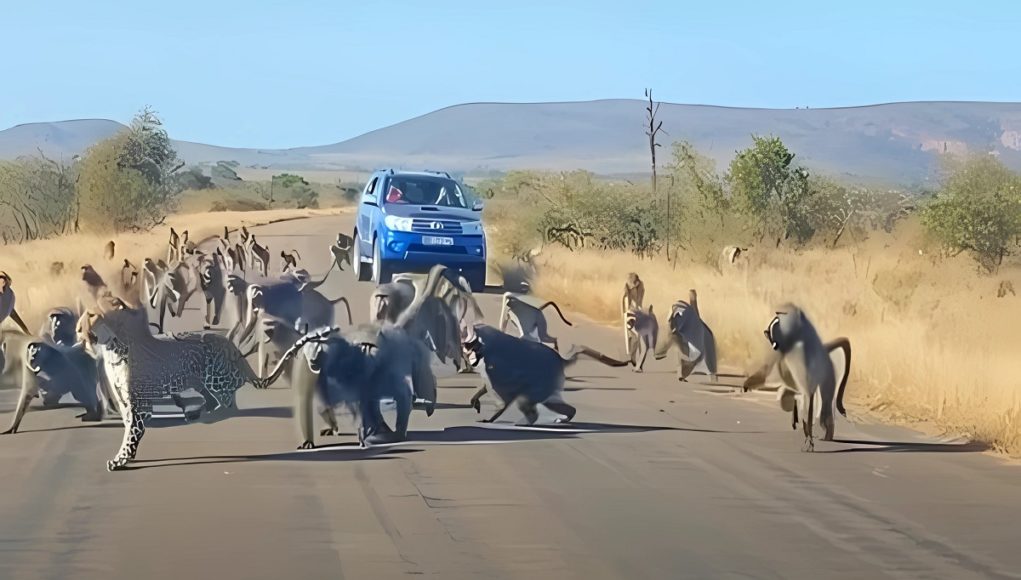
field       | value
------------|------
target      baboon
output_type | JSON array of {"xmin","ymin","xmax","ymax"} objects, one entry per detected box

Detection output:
[
  {"xmin": 120, "ymin": 259, "xmax": 139, "ymax": 292},
  {"xmin": 79, "ymin": 264, "xmax": 111, "ymax": 311},
  {"xmin": 625, "ymin": 305, "xmax": 658, "ymax": 372},
  {"xmin": 720, "ymin": 245, "xmax": 748, "ymax": 266},
  {"xmin": 332, "ymin": 233, "xmax": 354, "ymax": 271},
  {"xmin": 742, "ymin": 304, "xmax": 852, "ymax": 452},
  {"xmin": 249, "ymin": 235, "xmax": 270, "ymax": 276},
  {"xmin": 498, "ymin": 292, "xmax": 572, "ymax": 352},
  {"xmin": 168, "ymin": 227, "xmax": 180, "ymax": 263},
  {"xmin": 0, "ymin": 271, "xmax": 30, "ymax": 334},
  {"xmin": 50, "ymin": 261, "xmax": 65, "ymax": 276},
  {"xmin": 104, "ymin": 240, "xmax": 116, "ymax": 260},
  {"xmin": 39, "ymin": 307, "xmax": 78, "ymax": 347},
  {"xmin": 622, "ymin": 272, "xmax": 644, "ymax": 317},
  {"xmin": 280, "ymin": 249, "xmax": 301, "ymax": 273},
  {"xmin": 654, "ymin": 290, "xmax": 718, "ymax": 382},
  {"xmin": 464, "ymin": 324, "xmax": 629, "ymax": 424},
  {"xmin": 1, "ymin": 341, "xmax": 104, "ymax": 434}
]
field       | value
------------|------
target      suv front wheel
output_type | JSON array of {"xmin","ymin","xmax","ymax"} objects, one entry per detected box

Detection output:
[{"xmin": 371, "ymin": 239, "xmax": 391, "ymax": 284}]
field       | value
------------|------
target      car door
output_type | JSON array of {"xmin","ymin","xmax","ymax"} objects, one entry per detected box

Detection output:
[
  {"xmin": 357, "ymin": 174, "xmax": 379, "ymax": 252},
  {"xmin": 367, "ymin": 174, "xmax": 387, "ymax": 246}
]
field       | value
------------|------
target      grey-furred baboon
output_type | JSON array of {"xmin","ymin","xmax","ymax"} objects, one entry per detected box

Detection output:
[
  {"xmin": 622, "ymin": 272, "xmax": 645, "ymax": 315},
  {"xmin": 167, "ymin": 227, "xmax": 181, "ymax": 263},
  {"xmin": 199, "ymin": 252, "xmax": 227, "ymax": 329},
  {"xmin": 332, "ymin": 233, "xmax": 354, "ymax": 271},
  {"xmin": 248, "ymin": 235, "xmax": 270, "ymax": 277},
  {"xmin": 1, "ymin": 341, "xmax": 104, "ymax": 435},
  {"xmin": 280, "ymin": 249, "xmax": 301, "ymax": 273},
  {"xmin": 498, "ymin": 292, "xmax": 572, "ymax": 352},
  {"xmin": 654, "ymin": 290, "xmax": 718, "ymax": 382},
  {"xmin": 742, "ymin": 304, "xmax": 852, "ymax": 452},
  {"xmin": 624, "ymin": 305, "xmax": 658, "ymax": 372},
  {"xmin": 463, "ymin": 324, "xmax": 630, "ymax": 424},
  {"xmin": 0, "ymin": 271, "xmax": 30, "ymax": 335},
  {"xmin": 39, "ymin": 307, "xmax": 78, "ymax": 347}
]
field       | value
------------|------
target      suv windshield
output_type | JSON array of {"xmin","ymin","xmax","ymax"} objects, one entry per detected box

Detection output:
[{"xmin": 384, "ymin": 175, "xmax": 469, "ymax": 208}]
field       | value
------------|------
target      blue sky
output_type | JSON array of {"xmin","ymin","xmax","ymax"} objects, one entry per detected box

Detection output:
[{"xmin": 2, "ymin": 0, "xmax": 1018, "ymax": 147}]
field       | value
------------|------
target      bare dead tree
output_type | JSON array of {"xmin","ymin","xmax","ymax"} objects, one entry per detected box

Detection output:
[{"xmin": 644, "ymin": 88, "xmax": 665, "ymax": 194}]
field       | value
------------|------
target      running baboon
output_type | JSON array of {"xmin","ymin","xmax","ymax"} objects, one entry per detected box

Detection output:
[
  {"xmin": 280, "ymin": 249, "xmax": 301, "ymax": 273},
  {"xmin": 625, "ymin": 305, "xmax": 658, "ymax": 372},
  {"xmin": 0, "ymin": 271, "xmax": 30, "ymax": 334},
  {"xmin": 742, "ymin": 304, "xmax": 852, "ymax": 452}
]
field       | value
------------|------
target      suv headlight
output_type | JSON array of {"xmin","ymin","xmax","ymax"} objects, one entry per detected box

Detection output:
[
  {"xmin": 384, "ymin": 215, "xmax": 414, "ymax": 232},
  {"xmin": 462, "ymin": 220, "xmax": 483, "ymax": 235}
]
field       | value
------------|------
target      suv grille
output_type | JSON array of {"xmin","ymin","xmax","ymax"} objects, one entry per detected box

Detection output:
[{"xmin": 411, "ymin": 218, "xmax": 463, "ymax": 235}]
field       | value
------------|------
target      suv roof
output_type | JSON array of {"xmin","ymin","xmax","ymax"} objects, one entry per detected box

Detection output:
[{"xmin": 372, "ymin": 168, "xmax": 452, "ymax": 179}]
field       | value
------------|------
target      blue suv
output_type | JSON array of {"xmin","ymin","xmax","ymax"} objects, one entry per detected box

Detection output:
[{"xmin": 352, "ymin": 169, "xmax": 487, "ymax": 291}]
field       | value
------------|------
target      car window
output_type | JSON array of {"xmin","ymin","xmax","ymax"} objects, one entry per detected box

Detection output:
[
  {"xmin": 362, "ymin": 177, "xmax": 378, "ymax": 202},
  {"xmin": 383, "ymin": 176, "xmax": 468, "ymax": 208}
]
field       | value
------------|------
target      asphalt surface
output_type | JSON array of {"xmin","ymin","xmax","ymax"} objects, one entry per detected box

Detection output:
[{"xmin": 1, "ymin": 214, "xmax": 1019, "ymax": 580}]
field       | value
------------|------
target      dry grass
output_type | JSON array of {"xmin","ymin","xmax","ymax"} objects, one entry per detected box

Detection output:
[
  {"xmin": 491, "ymin": 222, "xmax": 1021, "ymax": 455},
  {"xmin": 0, "ymin": 207, "xmax": 347, "ymax": 334}
]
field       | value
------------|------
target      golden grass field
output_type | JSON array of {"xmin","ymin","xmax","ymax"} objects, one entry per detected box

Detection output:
[{"xmin": 490, "ymin": 221, "xmax": 1021, "ymax": 456}]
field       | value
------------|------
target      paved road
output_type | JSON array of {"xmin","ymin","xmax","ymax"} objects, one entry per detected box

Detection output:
[{"xmin": 1, "ymin": 214, "xmax": 1019, "ymax": 580}]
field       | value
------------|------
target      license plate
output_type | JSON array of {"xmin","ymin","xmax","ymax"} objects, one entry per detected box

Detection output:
[{"xmin": 422, "ymin": 236, "xmax": 453, "ymax": 246}]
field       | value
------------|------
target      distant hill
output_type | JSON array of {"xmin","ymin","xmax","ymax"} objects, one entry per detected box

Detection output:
[{"xmin": 4, "ymin": 100, "xmax": 1021, "ymax": 186}]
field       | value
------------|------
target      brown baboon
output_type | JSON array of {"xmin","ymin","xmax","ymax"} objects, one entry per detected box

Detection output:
[{"xmin": 103, "ymin": 240, "xmax": 116, "ymax": 260}]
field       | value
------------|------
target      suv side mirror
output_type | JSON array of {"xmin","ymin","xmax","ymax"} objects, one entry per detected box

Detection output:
[
  {"xmin": 363, "ymin": 194, "xmax": 378, "ymax": 207},
  {"xmin": 472, "ymin": 199, "xmax": 485, "ymax": 211}
]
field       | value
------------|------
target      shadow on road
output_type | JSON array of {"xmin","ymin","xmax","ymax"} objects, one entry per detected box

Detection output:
[
  {"xmin": 237, "ymin": 406, "xmax": 294, "ymax": 419},
  {"xmin": 823, "ymin": 438, "xmax": 991, "ymax": 454},
  {"xmin": 563, "ymin": 385, "xmax": 637, "ymax": 392},
  {"xmin": 122, "ymin": 447, "xmax": 424, "ymax": 470}
]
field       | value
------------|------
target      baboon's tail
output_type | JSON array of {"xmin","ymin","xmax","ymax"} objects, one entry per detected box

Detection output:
[
  {"xmin": 826, "ymin": 337, "xmax": 852, "ymax": 417},
  {"xmin": 561, "ymin": 345, "xmax": 630, "ymax": 368},
  {"xmin": 291, "ymin": 249, "xmax": 301, "ymax": 259},
  {"xmin": 330, "ymin": 296, "xmax": 353, "ymax": 325},
  {"xmin": 538, "ymin": 301, "xmax": 573, "ymax": 326}
]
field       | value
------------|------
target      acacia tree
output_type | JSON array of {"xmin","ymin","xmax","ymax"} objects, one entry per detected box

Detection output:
[
  {"xmin": 728, "ymin": 135, "xmax": 815, "ymax": 247},
  {"xmin": 78, "ymin": 107, "xmax": 185, "ymax": 232},
  {"xmin": 921, "ymin": 155, "xmax": 1021, "ymax": 272}
]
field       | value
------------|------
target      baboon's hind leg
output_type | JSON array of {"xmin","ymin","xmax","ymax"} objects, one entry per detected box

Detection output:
[
  {"xmin": 801, "ymin": 390, "xmax": 815, "ymax": 452},
  {"xmin": 820, "ymin": 382, "xmax": 836, "ymax": 441},
  {"xmin": 469, "ymin": 385, "xmax": 488, "ymax": 413},
  {"xmin": 544, "ymin": 401, "xmax": 577, "ymax": 423},
  {"xmin": 518, "ymin": 400, "xmax": 540, "ymax": 425}
]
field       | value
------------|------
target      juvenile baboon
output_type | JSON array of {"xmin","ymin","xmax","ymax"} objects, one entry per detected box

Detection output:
[
  {"xmin": 332, "ymin": 233, "xmax": 354, "ymax": 271},
  {"xmin": 721, "ymin": 245, "xmax": 747, "ymax": 264},
  {"xmin": 280, "ymin": 249, "xmax": 301, "ymax": 273},
  {"xmin": 50, "ymin": 261, "xmax": 65, "ymax": 276},
  {"xmin": 120, "ymin": 259, "xmax": 139, "ymax": 292},
  {"xmin": 622, "ymin": 273, "xmax": 645, "ymax": 316},
  {"xmin": 249, "ymin": 235, "xmax": 270, "ymax": 276},
  {"xmin": 79, "ymin": 264, "xmax": 111, "ymax": 313},
  {"xmin": 498, "ymin": 292, "xmax": 572, "ymax": 352},
  {"xmin": 742, "ymin": 304, "xmax": 852, "ymax": 452},
  {"xmin": 0, "ymin": 271, "xmax": 30, "ymax": 334},
  {"xmin": 625, "ymin": 305, "xmax": 658, "ymax": 372},
  {"xmin": 167, "ymin": 227, "xmax": 180, "ymax": 263},
  {"xmin": 104, "ymin": 240, "xmax": 116, "ymax": 261}
]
